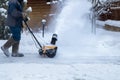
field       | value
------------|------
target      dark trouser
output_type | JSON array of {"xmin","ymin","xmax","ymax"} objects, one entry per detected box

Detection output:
[
  {"xmin": 9, "ymin": 26, "xmax": 22, "ymax": 53},
  {"xmin": 9, "ymin": 26, "xmax": 22, "ymax": 41}
]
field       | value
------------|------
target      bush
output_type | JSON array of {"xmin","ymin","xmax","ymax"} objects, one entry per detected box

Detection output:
[{"xmin": 0, "ymin": 0, "xmax": 11, "ymax": 40}]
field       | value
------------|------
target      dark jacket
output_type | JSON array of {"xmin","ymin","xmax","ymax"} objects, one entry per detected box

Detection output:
[{"xmin": 6, "ymin": 0, "xmax": 23, "ymax": 27}]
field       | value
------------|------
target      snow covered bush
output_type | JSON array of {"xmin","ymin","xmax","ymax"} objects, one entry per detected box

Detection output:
[{"xmin": 0, "ymin": 0, "xmax": 10, "ymax": 39}]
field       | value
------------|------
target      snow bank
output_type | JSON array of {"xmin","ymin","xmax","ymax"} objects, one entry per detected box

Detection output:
[
  {"xmin": 105, "ymin": 20, "xmax": 120, "ymax": 27},
  {"xmin": 96, "ymin": 20, "xmax": 120, "ymax": 28}
]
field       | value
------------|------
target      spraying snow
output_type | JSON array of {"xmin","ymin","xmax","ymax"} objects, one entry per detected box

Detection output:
[
  {"xmin": 54, "ymin": 0, "xmax": 92, "ymax": 48},
  {"xmin": 54, "ymin": 0, "xmax": 120, "ymax": 58},
  {"xmin": 55, "ymin": 0, "xmax": 91, "ymax": 35}
]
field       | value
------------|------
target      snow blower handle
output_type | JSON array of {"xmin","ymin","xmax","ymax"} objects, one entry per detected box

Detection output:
[{"xmin": 23, "ymin": 20, "xmax": 43, "ymax": 49}]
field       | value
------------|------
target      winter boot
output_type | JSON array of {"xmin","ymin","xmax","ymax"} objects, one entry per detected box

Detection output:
[
  {"xmin": 1, "ymin": 37, "xmax": 15, "ymax": 57},
  {"xmin": 11, "ymin": 41, "xmax": 24, "ymax": 57},
  {"xmin": 1, "ymin": 46, "xmax": 9, "ymax": 57}
]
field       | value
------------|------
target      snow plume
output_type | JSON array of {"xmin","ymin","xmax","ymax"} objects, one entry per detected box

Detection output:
[
  {"xmin": 52, "ymin": 0, "xmax": 120, "ymax": 57},
  {"xmin": 54, "ymin": 0, "xmax": 92, "ymax": 46},
  {"xmin": 54, "ymin": 0, "xmax": 92, "ymax": 35}
]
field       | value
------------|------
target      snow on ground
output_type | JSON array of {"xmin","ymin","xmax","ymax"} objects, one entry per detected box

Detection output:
[
  {"xmin": 0, "ymin": 63, "xmax": 120, "ymax": 80},
  {"xmin": 0, "ymin": 0, "xmax": 120, "ymax": 80}
]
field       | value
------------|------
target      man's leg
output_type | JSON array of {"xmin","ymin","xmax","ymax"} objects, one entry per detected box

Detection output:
[
  {"xmin": 11, "ymin": 41, "xmax": 24, "ymax": 57},
  {"xmin": 1, "ymin": 37, "xmax": 14, "ymax": 57},
  {"xmin": 10, "ymin": 26, "xmax": 24, "ymax": 57}
]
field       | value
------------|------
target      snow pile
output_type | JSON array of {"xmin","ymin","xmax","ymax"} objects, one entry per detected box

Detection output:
[
  {"xmin": 0, "ymin": 8, "xmax": 7, "ymax": 17},
  {"xmin": 105, "ymin": 20, "xmax": 120, "ymax": 27},
  {"xmin": 46, "ymin": 0, "xmax": 62, "ymax": 4},
  {"xmin": 26, "ymin": 7, "xmax": 32, "ymax": 12},
  {"xmin": 96, "ymin": 20, "xmax": 120, "ymax": 28}
]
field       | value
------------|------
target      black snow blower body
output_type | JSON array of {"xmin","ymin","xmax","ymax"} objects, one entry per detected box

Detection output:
[{"xmin": 24, "ymin": 20, "xmax": 57, "ymax": 58}]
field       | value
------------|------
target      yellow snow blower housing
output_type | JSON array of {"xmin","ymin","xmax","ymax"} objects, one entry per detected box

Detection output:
[{"xmin": 39, "ymin": 45, "xmax": 57, "ymax": 58}]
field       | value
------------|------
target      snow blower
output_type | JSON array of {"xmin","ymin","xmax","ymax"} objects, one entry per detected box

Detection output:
[{"xmin": 23, "ymin": 19, "xmax": 57, "ymax": 58}]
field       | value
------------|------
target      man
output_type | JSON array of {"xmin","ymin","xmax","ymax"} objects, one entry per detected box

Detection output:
[{"xmin": 1, "ymin": 0, "xmax": 27, "ymax": 57}]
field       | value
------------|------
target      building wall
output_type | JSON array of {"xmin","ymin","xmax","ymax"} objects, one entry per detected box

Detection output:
[{"xmin": 27, "ymin": 0, "xmax": 51, "ymax": 30}]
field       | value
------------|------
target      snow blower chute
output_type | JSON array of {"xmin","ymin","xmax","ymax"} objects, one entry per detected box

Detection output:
[{"xmin": 23, "ymin": 20, "xmax": 57, "ymax": 58}]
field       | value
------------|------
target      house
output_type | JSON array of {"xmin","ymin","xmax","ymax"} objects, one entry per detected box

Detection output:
[{"xmin": 27, "ymin": 0, "xmax": 61, "ymax": 30}]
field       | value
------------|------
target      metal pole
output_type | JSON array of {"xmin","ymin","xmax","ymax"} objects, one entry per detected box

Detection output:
[
  {"xmin": 91, "ymin": 0, "xmax": 96, "ymax": 34},
  {"xmin": 92, "ymin": 12, "xmax": 96, "ymax": 34},
  {"xmin": 42, "ymin": 23, "xmax": 45, "ymax": 38},
  {"xmin": 41, "ymin": 19, "xmax": 46, "ymax": 38}
]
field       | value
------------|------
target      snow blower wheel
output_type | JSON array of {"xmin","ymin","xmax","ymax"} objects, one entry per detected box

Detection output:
[
  {"xmin": 38, "ymin": 49, "xmax": 43, "ymax": 56},
  {"xmin": 46, "ymin": 47, "xmax": 57, "ymax": 58}
]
